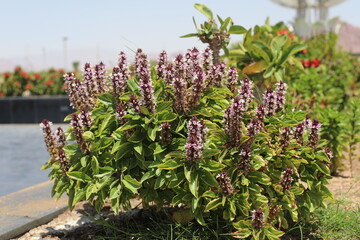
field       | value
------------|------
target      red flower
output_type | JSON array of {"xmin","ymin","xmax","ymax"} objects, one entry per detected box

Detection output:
[
  {"xmin": 58, "ymin": 69, "xmax": 65, "ymax": 74},
  {"xmin": 302, "ymin": 59, "xmax": 311, "ymax": 68},
  {"xmin": 0, "ymin": 92, "xmax": 4, "ymax": 98},
  {"xmin": 45, "ymin": 80, "xmax": 54, "ymax": 86},
  {"xmin": 289, "ymin": 33, "xmax": 295, "ymax": 40},
  {"xmin": 311, "ymin": 58, "xmax": 321, "ymax": 68},
  {"xmin": 14, "ymin": 81, "xmax": 21, "ymax": 87},
  {"xmin": 34, "ymin": 73, "xmax": 41, "ymax": 80},
  {"xmin": 3, "ymin": 72, "xmax": 11, "ymax": 78},
  {"xmin": 277, "ymin": 29, "xmax": 288, "ymax": 35},
  {"xmin": 302, "ymin": 49, "xmax": 307, "ymax": 54},
  {"xmin": 25, "ymin": 83, "xmax": 33, "ymax": 90},
  {"xmin": 21, "ymin": 71, "xmax": 28, "ymax": 78},
  {"xmin": 14, "ymin": 66, "xmax": 22, "ymax": 72}
]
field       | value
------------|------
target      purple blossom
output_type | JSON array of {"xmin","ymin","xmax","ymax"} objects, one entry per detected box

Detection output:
[
  {"xmin": 156, "ymin": 50, "xmax": 168, "ymax": 79},
  {"xmin": 247, "ymin": 117, "xmax": 263, "ymax": 137},
  {"xmin": 185, "ymin": 116, "xmax": 208, "ymax": 163},
  {"xmin": 224, "ymin": 96, "xmax": 246, "ymax": 147},
  {"xmin": 55, "ymin": 127, "xmax": 66, "ymax": 149},
  {"xmin": 110, "ymin": 66, "xmax": 126, "ymax": 103},
  {"xmin": 56, "ymin": 148, "xmax": 69, "ymax": 172},
  {"xmin": 189, "ymin": 70, "xmax": 205, "ymax": 108},
  {"xmin": 216, "ymin": 171, "xmax": 234, "ymax": 196},
  {"xmin": 135, "ymin": 49, "xmax": 151, "ymax": 79},
  {"xmin": 255, "ymin": 103, "xmax": 266, "ymax": 122},
  {"xmin": 275, "ymin": 81, "xmax": 287, "ymax": 112},
  {"xmin": 117, "ymin": 51, "xmax": 130, "ymax": 88},
  {"xmin": 239, "ymin": 78, "xmax": 254, "ymax": 109},
  {"xmin": 308, "ymin": 119, "xmax": 321, "ymax": 148},
  {"xmin": 252, "ymin": 208, "xmax": 265, "ymax": 231},
  {"xmin": 64, "ymin": 73, "xmax": 87, "ymax": 110},
  {"xmin": 263, "ymin": 87, "xmax": 277, "ymax": 116},
  {"xmin": 280, "ymin": 127, "xmax": 292, "ymax": 148},
  {"xmin": 226, "ymin": 66, "xmax": 238, "ymax": 94},
  {"xmin": 280, "ymin": 167, "xmax": 293, "ymax": 192},
  {"xmin": 94, "ymin": 61, "xmax": 108, "ymax": 93},
  {"xmin": 115, "ymin": 103, "xmax": 128, "ymax": 125},
  {"xmin": 163, "ymin": 63, "xmax": 175, "ymax": 85},
  {"xmin": 324, "ymin": 147, "xmax": 333, "ymax": 160},
  {"xmin": 78, "ymin": 107, "xmax": 93, "ymax": 128},
  {"xmin": 268, "ymin": 205, "xmax": 282, "ymax": 223},
  {"xmin": 71, "ymin": 113, "xmax": 89, "ymax": 154},
  {"xmin": 160, "ymin": 122, "xmax": 172, "ymax": 145},
  {"xmin": 172, "ymin": 77, "xmax": 189, "ymax": 114},
  {"xmin": 173, "ymin": 54, "xmax": 186, "ymax": 79},
  {"xmin": 83, "ymin": 63, "xmax": 96, "ymax": 97},
  {"xmin": 40, "ymin": 119, "xmax": 58, "ymax": 159},
  {"xmin": 128, "ymin": 94, "xmax": 141, "ymax": 113},
  {"xmin": 238, "ymin": 145, "xmax": 252, "ymax": 173},
  {"xmin": 202, "ymin": 48, "xmax": 213, "ymax": 73},
  {"xmin": 294, "ymin": 120, "xmax": 307, "ymax": 145},
  {"xmin": 208, "ymin": 62, "xmax": 226, "ymax": 87}
]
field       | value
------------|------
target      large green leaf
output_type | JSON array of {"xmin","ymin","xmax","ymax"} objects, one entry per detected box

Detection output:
[
  {"xmin": 204, "ymin": 198, "xmax": 222, "ymax": 212},
  {"xmin": 67, "ymin": 171, "xmax": 92, "ymax": 182},
  {"xmin": 194, "ymin": 3, "xmax": 213, "ymax": 19},
  {"xmin": 156, "ymin": 159, "xmax": 182, "ymax": 170},
  {"xmin": 122, "ymin": 175, "xmax": 141, "ymax": 194},
  {"xmin": 228, "ymin": 25, "xmax": 247, "ymax": 34}
]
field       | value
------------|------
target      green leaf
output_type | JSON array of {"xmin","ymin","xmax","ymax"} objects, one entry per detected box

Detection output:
[
  {"xmin": 271, "ymin": 34, "xmax": 288, "ymax": 52},
  {"xmin": 83, "ymin": 131, "xmax": 95, "ymax": 141},
  {"xmin": 201, "ymin": 159, "xmax": 224, "ymax": 171},
  {"xmin": 263, "ymin": 225, "xmax": 284, "ymax": 240},
  {"xmin": 63, "ymin": 143, "xmax": 79, "ymax": 155},
  {"xmin": 97, "ymin": 93, "xmax": 115, "ymax": 106},
  {"xmin": 98, "ymin": 114, "xmax": 115, "ymax": 135},
  {"xmin": 91, "ymin": 156, "xmax": 99, "ymax": 174},
  {"xmin": 313, "ymin": 162, "xmax": 330, "ymax": 175},
  {"xmin": 202, "ymin": 148, "xmax": 220, "ymax": 158},
  {"xmin": 114, "ymin": 121, "xmax": 138, "ymax": 132},
  {"xmin": 115, "ymin": 142, "xmax": 133, "ymax": 159},
  {"xmin": 127, "ymin": 79, "xmax": 138, "ymax": 92},
  {"xmin": 158, "ymin": 112, "xmax": 177, "ymax": 122},
  {"xmin": 228, "ymin": 25, "xmax": 247, "ymax": 34},
  {"xmin": 128, "ymin": 129, "xmax": 145, "ymax": 143},
  {"xmin": 278, "ymin": 43, "xmax": 307, "ymax": 66},
  {"xmin": 194, "ymin": 3, "xmax": 213, "ymax": 19},
  {"xmin": 247, "ymin": 171, "xmax": 271, "ymax": 185},
  {"xmin": 220, "ymin": 17, "xmax": 232, "ymax": 31},
  {"xmin": 204, "ymin": 198, "xmax": 222, "ymax": 212},
  {"xmin": 147, "ymin": 126, "xmax": 157, "ymax": 141},
  {"xmin": 133, "ymin": 143, "xmax": 142, "ymax": 155},
  {"xmin": 189, "ymin": 170, "xmax": 199, "ymax": 198},
  {"xmin": 180, "ymin": 33, "xmax": 198, "ymax": 38},
  {"xmin": 122, "ymin": 175, "xmax": 141, "ymax": 194},
  {"xmin": 67, "ymin": 171, "xmax": 92, "ymax": 182},
  {"xmin": 156, "ymin": 159, "xmax": 182, "ymax": 170},
  {"xmin": 200, "ymin": 169, "xmax": 218, "ymax": 186},
  {"xmin": 154, "ymin": 175, "xmax": 166, "ymax": 189}
]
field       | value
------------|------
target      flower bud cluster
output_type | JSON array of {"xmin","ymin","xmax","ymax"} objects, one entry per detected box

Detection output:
[
  {"xmin": 275, "ymin": 81, "xmax": 287, "ymax": 112},
  {"xmin": 324, "ymin": 147, "xmax": 333, "ymax": 160},
  {"xmin": 160, "ymin": 122, "xmax": 172, "ymax": 145},
  {"xmin": 308, "ymin": 119, "xmax": 321, "ymax": 148},
  {"xmin": 239, "ymin": 78, "xmax": 254, "ymax": 108},
  {"xmin": 185, "ymin": 116, "xmax": 208, "ymax": 163},
  {"xmin": 111, "ymin": 51, "xmax": 130, "ymax": 101},
  {"xmin": 56, "ymin": 148, "xmax": 69, "ymax": 172},
  {"xmin": 247, "ymin": 117, "xmax": 263, "ymax": 137},
  {"xmin": 268, "ymin": 205, "xmax": 282, "ymax": 223},
  {"xmin": 202, "ymin": 48, "xmax": 213, "ymax": 73},
  {"xmin": 280, "ymin": 127, "xmax": 292, "ymax": 148},
  {"xmin": 94, "ymin": 62, "xmax": 108, "ymax": 93},
  {"xmin": 40, "ymin": 119, "xmax": 58, "ymax": 158},
  {"xmin": 189, "ymin": 70, "xmax": 205, "ymax": 108},
  {"xmin": 226, "ymin": 66, "xmax": 238, "ymax": 94},
  {"xmin": 78, "ymin": 107, "xmax": 93, "ymax": 128},
  {"xmin": 156, "ymin": 50, "xmax": 168, "ymax": 79},
  {"xmin": 280, "ymin": 167, "xmax": 293, "ymax": 192},
  {"xmin": 262, "ymin": 81, "xmax": 287, "ymax": 117},
  {"xmin": 293, "ymin": 117, "xmax": 321, "ymax": 148},
  {"xmin": 216, "ymin": 171, "xmax": 234, "ymax": 196},
  {"xmin": 55, "ymin": 127, "xmax": 66, "ymax": 149},
  {"xmin": 224, "ymin": 96, "xmax": 246, "ymax": 147},
  {"xmin": 173, "ymin": 77, "xmax": 189, "ymax": 114},
  {"xmin": 71, "ymin": 113, "xmax": 89, "ymax": 154},
  {"xmin": 64, "ymin": 73, "xmax": 88, "ymax": 110},
  {"xmin": 135, "ymin": 49, "xmax": 156, "ymax": 113},
  {"xmin": 115, "ymin": 103, "xmax": 128, "ymax": 125},
  {"xmin": 238, "ymin": 145, "xmax": 252, "ymax": 173},
  {"xmin": 209, "ymin": 62, "xmax": 226, "ymax": 87},
  {"xmin": 252, "ymin": 208, "xmax": 265, "ymax": 230},
  {"xmin": 128, "ymin": 94, "xmax": 141, "ymax": 113}
]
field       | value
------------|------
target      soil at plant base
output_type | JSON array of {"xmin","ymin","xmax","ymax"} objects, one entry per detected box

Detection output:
[{"xmin": 12, "ymin": 160, "xmax": 360, "ymax": 240}]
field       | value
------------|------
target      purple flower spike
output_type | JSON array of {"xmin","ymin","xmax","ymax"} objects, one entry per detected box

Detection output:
[
  {"xmin": 263, "ymin": 87, "xmax": 277, "ymax": 116},
  {"xmin": 55, "ymin": 127, "xmax": 66, "ymax": 149},
  {"xmin": 224, "ymin": 96, "xmax": 245, "ymax": 147},
  {"xmin": 252, "ymin": 208, "xmax": 265, "ymax": 231},
  {"xmin": 238, "ymin": 145, "xmax": 252, "ymax": 173},
  {"xmin": 174, "ymin": 54, "xmax": 186, "ymax": 79},
  {"xmin": 83, "ymin": 63, "xmax": 96, "ymax": 96},
  {"xmin": 294, "ymin": 120, "xmax": 307, "ymax": 145},
  {"xmin": 173, "ymin": 77, "xmax": 189, "ymax": 114},
  {"xmin": 156, "ymin": 50, "xmax": 168, "ymax": 79},
  {"xmin": 189, "ymin": 70, "xmax": 205, "ymax": 108},
  {"xmin": 217, "ymin": 171, "xmax": 234, "ymax": 196},
  {"xmin": 239, "ymin": 78, "xmax": 254, "ymax": 109},
  {"xmin": 227, "ymin": 66, "xmax": 238, "ymax": 94},
  {"xmin": 275, "ymin": 81, "xmax": 287, "ymax": 112},
  {"xmin": 247, "ymin": 117, "xmax": 263, "ymax": 137},
  {"xmin": 255, "ymin": 103, "xmax": 266, "ymax": 122},
  {"xmin": 185, "ymin": 116, "xmax": 208, "ymax": 163},
  {"xmin": 117, "ymin": 51, "xmax": 130, "ymax": 87},
  {"xmin": 115, "ymin": 103, "xmax": 128, "ymax": 125},
  {"xmin": 280, "ymin": 167, "xmax": 293, "ymax": 192},
  {"xmin": 64, "ymin": 73, "xmax": 86, "ymax": 110},
  {"xmin": 202, "ymin": 48, "xmax": 213, "ymax": 73},
  {"xmin": 94, "ymin": 62, "xmax": 108, "ymax": 93},
  {"xmin": 71, "ymin": 113, "xmax": 89, "ymax": 154},
  {"xmin": 324, "ymin": 147, "xmax": 333, "ymax": 160},
  {"xmin": 56, "ymin": 148, "xmax": 69, "ymax": 172},
  {"xmin": 209, "ymin": 62, "xmax": 226, "ymax": 87},
  {"xmin": 40, "ymin": 119, "xmax": 58, "ymax": 159},
  {"xmin": 280, "ymin": 127, "xmax": 292, "ymax": 148},
  {"xmin": 78, "ymin": 107, "xmax": 93, "ymax": 128},
  {"xmin": 110, "ymin": 66, "xmax": 126, "ymax": 103},
  {"xmin": 128, "ymin": 94, "xmax": 141, "ymax": 113},
  {"xmin": 308, "ymin": 119, "xmax": 321, "ymax": 148},
  {"xmin": 160, "ymin": 122, "xmax": 172, "ymax": 145}
]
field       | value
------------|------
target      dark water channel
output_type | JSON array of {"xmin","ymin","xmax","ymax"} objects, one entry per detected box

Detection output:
[{"xmin": 0, "ymin": 124, "xmax": 68, "ymax": 197}]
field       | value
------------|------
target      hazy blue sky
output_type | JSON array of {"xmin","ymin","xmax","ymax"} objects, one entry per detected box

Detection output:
[{"xmin": 1, "ymin": 0, "xmax": 359, "ymax": 71}]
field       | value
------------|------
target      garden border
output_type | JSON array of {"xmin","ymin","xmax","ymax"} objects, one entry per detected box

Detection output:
[{"xmin": 0, "ymin": 181, "xmax": 68, "ymax": 240}]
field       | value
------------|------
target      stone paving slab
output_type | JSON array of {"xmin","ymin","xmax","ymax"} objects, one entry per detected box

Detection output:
[{"xmin": 0, "ymin": 181, "xmax": 68, "ymax": 240}]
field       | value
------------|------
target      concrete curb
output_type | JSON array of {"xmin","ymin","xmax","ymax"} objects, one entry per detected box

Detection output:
[{"xmin": 0, "ymin": 181, "xmax": 68, "ymax": 240}]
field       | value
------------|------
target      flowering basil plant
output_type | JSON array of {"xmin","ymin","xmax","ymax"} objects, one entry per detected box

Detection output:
[{"xmin": 41, "ymin": 47, "xmax": 332, "ymax": 239}]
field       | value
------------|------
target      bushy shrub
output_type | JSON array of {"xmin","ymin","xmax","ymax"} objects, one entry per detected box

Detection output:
[{"xmin": 41, "ymin": 48, "xmax": 332, "ymax": 239}]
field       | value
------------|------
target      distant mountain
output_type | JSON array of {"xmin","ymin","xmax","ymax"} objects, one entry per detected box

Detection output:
[{"xmin": 338, "ymin": 20, "xmax": 360, "ymax": 55}]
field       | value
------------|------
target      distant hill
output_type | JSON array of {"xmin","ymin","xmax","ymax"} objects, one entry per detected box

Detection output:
[{"xmin": 338, "ymin": 20, "xmax": 360, "ymax": 55}]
